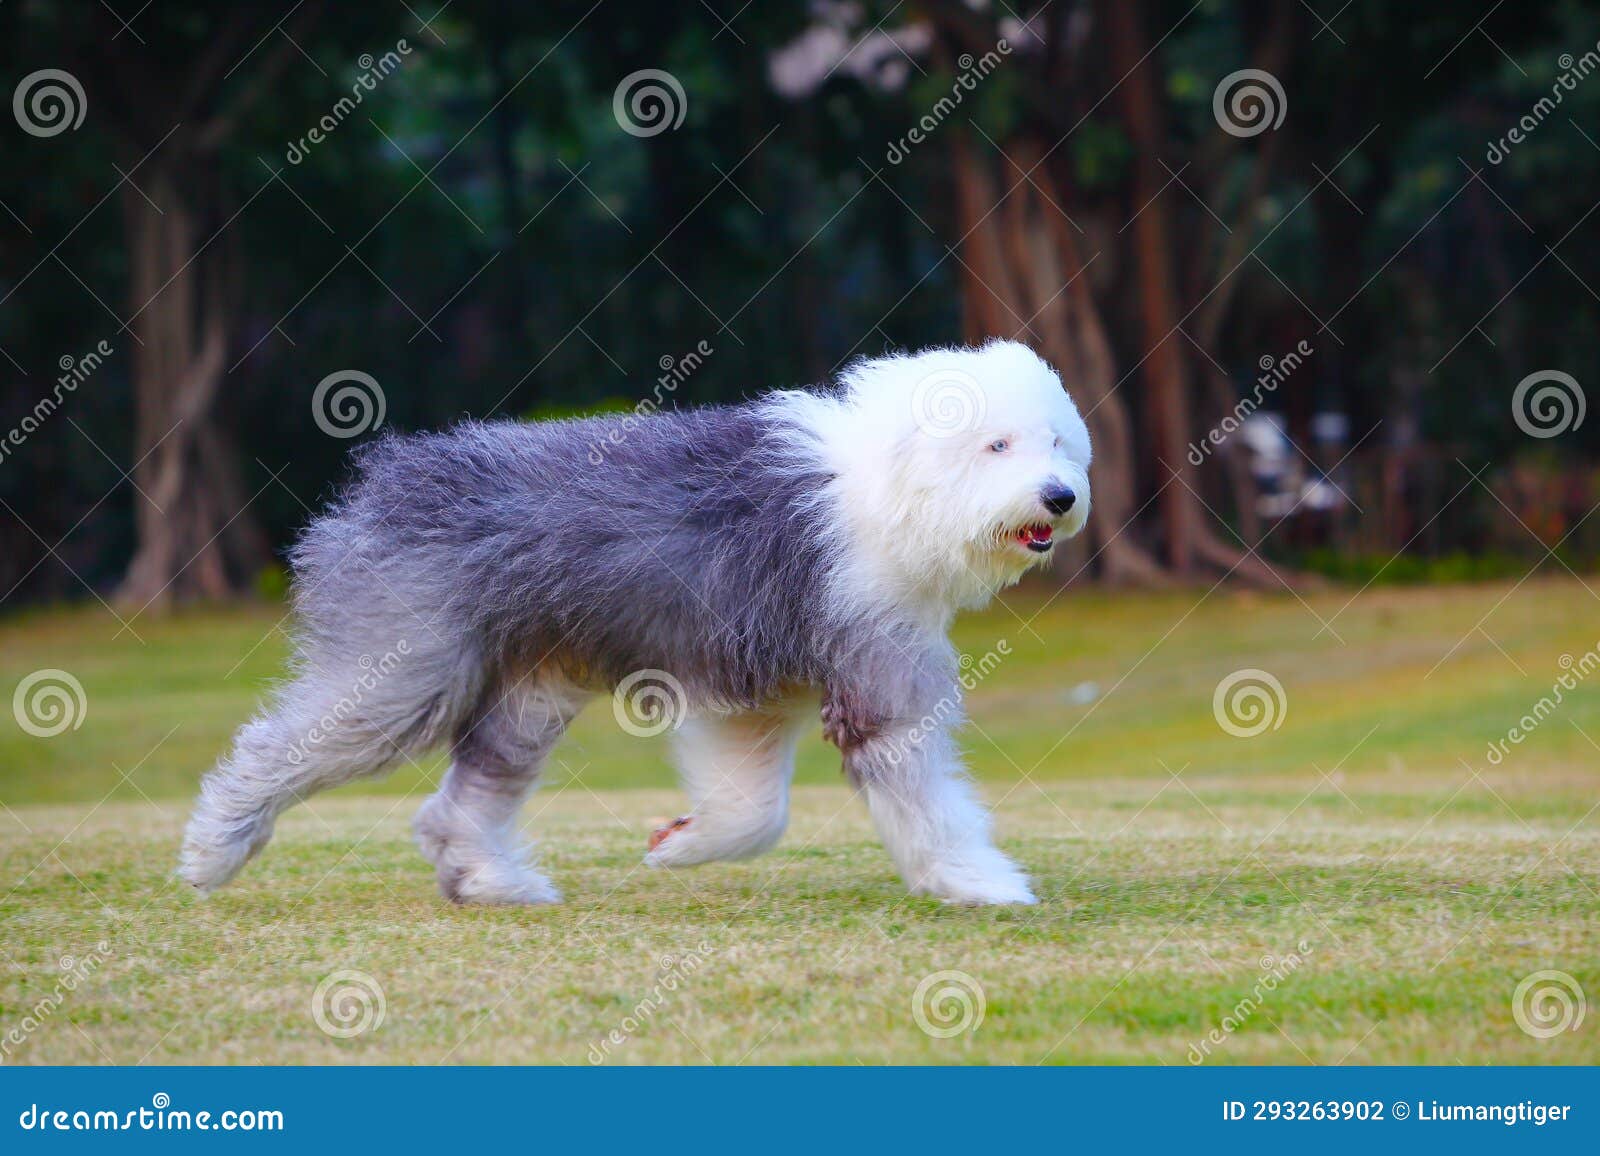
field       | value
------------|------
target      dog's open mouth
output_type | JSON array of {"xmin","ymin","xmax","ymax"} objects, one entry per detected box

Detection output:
[{"xmin": 1012, "ymin": 523, "xmax": 1055, "ymax": 553}]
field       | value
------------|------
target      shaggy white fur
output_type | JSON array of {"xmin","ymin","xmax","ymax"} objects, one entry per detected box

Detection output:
[{"xmin": 769, "ymin": 340, "xmax": 1091, "ymax": 622}]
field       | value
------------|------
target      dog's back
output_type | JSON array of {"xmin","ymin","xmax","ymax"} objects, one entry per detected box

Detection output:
[{"xmin": 290, "ymin": 404, "xmax": 839, "ymax": 706}]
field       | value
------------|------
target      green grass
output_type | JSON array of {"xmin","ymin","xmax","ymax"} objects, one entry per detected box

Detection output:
[{"xmin": 2, "ymin": 577, "xmax": 1598, "ymax": 1064}]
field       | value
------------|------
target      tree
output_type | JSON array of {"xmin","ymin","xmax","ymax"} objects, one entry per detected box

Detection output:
[{"xmin": 63, "ymin": 2, "xmax": 391, "ymax": 607}]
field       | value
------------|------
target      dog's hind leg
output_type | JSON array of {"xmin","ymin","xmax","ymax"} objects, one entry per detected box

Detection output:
[
  {"xmin": 645, "ymin": 706, "xmax": 806, "ymax": 868},
  {"xmin": 412, "ymin": 675, "xmax": 587, "ymax": 905},
  {"xmin": 179, "ymin": 652, "xmax": 464, "ymax": 895}
]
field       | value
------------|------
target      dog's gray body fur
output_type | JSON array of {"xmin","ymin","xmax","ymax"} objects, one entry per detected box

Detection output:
[{"xmin": 311, "ymin": 410, "xmax": 838, "ymax": 707}]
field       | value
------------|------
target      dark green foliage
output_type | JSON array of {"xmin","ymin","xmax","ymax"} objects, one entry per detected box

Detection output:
[{"xmin": 2, "ymin": 1, "xmax": 1598, "ymax": 602}]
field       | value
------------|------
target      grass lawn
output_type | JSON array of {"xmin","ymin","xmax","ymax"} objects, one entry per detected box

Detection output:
[{"xmin": 1, "ymin": 576, "xmax": 1598, "ymax": 1064}]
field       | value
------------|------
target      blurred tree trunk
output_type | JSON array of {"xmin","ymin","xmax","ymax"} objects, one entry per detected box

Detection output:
[
  {"xmin": 1104, "ymin": 0, "xmax": 1281, "ymax": 583},
  {"xmin": 116, "ymin": 155, "xmax": 264, "ymax": 608},
  {"xmin": 80, "ymin": 7, "xmax": 320, "ymax": 608},
  {"xmin": 1103, "ymin": 0, "xmax": 1199, "ymax": 573},
  {"xmin": 951, "ymin": 132, "xmax": 1165, "ymax": 583}
]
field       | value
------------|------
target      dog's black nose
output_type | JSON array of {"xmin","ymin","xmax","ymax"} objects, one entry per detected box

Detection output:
[{"xmin": 1041, "ymin": 486, "xmax": 1076, "ymax": 516}]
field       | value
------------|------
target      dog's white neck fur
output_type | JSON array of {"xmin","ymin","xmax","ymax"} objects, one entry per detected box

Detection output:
[{"xmin": 771, "ymin": 340, "xmax": 1093, "ymax": 624}]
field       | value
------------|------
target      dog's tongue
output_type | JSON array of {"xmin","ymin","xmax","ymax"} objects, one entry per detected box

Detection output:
[{"xmin": 1015, "ymin": 523, "xmax": 1054, "ymax": 552}]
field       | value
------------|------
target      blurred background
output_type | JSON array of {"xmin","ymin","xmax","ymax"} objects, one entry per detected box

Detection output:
[{"xmin": 3, "ymin": 0, "xmax": 1598, "ymax": 609}]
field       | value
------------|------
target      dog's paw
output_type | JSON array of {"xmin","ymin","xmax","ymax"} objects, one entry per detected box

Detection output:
[
  {"xmin": 644, "ymin": 810, "xmax": 788, "ymax": 868},
  {"xmin": 644, "ymin": 816, "xmax": 716, "ymax": 868},
  {"xmin": 417, "ymin": 796, "xmax": 561, "ymax": 905},
  {"xmin": 177, "ymin": 810, "xmax": 276, "ymax": 895},
  {"xmin": 412, "ymin": 793, "xmax": 469, "ymax": 867},
  {"xmin": 440, "ymin": 854, "xmax": 562, "ymax": 906},
  {"xmin": 911, "ymin": 850, "xmax": 1038, "ymax": 906},
  {"xmin": 647, "ymin": 816, "xmax": 692, "ymax": 854},
  {"xmin": 177, "ymin": 840, "xmax": 251, "ymax": 896}
]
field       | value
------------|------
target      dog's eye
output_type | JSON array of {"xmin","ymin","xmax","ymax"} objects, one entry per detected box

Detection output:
[{"xmin": 987, "ymin": 438, "xmax": 1010, "ymax": 453}]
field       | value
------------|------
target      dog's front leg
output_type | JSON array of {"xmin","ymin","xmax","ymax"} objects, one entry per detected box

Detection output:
[
  {"xmin": 645, "ymin": 706, "xmax": 807, "ymax": 867},
  {"xmin": 825, "ymin": 685, "xmax": 1036, "ymax": 906}
]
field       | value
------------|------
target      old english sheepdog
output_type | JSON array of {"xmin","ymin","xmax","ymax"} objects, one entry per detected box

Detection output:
[{"xmin": 179, "ymin": 340, "xmax": 1092, "ymax": 906}]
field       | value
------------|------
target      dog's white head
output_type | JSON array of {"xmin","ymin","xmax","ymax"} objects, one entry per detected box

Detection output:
[{"xmin": 782, "ymin": 340, "xmax": 1092, "ymax": 615}]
